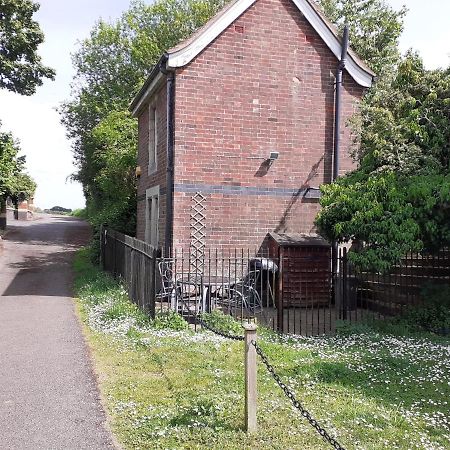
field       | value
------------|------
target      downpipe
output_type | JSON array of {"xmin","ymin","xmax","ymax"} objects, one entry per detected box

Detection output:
[
  {"xmin": 160, "ymin": 56, "xmax": 175, "ymax": 256},
  {"xmin": 332, "ymin": 25, "xmax": 349, "ymax": 312}
]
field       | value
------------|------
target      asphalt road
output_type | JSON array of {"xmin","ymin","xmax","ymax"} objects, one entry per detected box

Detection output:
[{"xmin": 0, "ymin": 216, "xmax": 116, "ymax": 449}]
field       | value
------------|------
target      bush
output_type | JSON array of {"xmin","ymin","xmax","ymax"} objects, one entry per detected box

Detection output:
[
  {"xmin": 336, "ymin": 283, "xmax": 450, "ymax": 336},
  {"xmin": 406, "ymin": 283, "xmax": 450, "ymax": 334},
  {"xmin": 71, "ymin": 208, "xmax": 87, "ymax": 218},
  {"xmin": 200, "ymin": 310, "xmax": 244, "ymax": 336},
  {"xmin": 152, "ymin": 311, "xmax": 188, "ymax": 331}
]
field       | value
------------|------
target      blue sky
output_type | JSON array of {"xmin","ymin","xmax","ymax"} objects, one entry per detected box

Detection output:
[{"xmin": 0, "ymin": 0, "xmax": 448, "ymax": 210}]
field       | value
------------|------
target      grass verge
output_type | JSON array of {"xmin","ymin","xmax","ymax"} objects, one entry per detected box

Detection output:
[{"xmin": 74, "ymin": 248, "xmax": 450, "ymax": 450}]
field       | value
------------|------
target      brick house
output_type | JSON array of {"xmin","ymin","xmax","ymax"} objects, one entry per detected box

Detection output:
[{"xmin": 130, "ymin": 0, "xmax": 374, "ymax": 252}]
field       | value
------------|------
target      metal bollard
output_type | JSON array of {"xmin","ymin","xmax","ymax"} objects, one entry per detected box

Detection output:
[{"xmin": 243, "ymin": 322, "xmax": 257, "ymax": 432}]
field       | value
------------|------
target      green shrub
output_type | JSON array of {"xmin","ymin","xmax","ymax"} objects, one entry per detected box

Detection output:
[
  {"xmin": 71, "ymin": 208, "xmax": 87, "ymax": 218},
  {"xmin": 406, "ymin": 283, "xmax": 450, "ymax": 334},
  {"xmin": 152, "ymin": 310, "xmax": 188, "ymax": 331},
  {"xmin": 200, "ymin": 310, "xmax": 243, "ymax": 336},
  {"xmin": 337, "ymin": 283, "xmax": 450, "ymax": 336}
]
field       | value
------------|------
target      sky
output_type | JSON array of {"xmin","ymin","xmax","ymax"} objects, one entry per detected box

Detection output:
[
  {"xmin": 0, "ymin": 0, "xmax": 449, "ymax": 210},
  {"xmin": 0, "ymin": 0, "xmax": 131, "ymax": 210}
]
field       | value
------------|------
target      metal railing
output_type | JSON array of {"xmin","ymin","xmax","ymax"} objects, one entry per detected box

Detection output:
[
  {"xmin": 100, "ymin": 228, "xmax": 450, "ymax": 335},
  {"xmin": 156, "ymin": 248, "xmax": 279, "ymax": 330},
  {"xmin": 335, "ymin": 246, "xmax": 450, "ymax": 327}
]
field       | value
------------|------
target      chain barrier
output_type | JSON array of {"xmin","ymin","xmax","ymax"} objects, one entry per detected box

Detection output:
[
  {"xmin": 251, "ymin": 340, "xmax": 346, "ymax": 450},
  {"xmin": 196, "ymin": 315, "xmax": 244, "ymax": 341},
  {"xmin": 195, "ymin": 316, "xmax": 345, "ymax": 449}
]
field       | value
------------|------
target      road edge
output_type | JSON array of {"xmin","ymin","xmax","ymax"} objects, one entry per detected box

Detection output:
[{"xmin": 72, "ymin": 297, "xmax": 124, "ymax": 450}]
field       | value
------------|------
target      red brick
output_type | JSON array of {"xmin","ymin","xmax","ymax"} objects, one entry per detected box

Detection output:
[{"xmin": 136, "ymin": 0, "xmax": 365, "ymax": 250}]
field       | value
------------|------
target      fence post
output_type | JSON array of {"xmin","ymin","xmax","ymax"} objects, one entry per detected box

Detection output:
[
  {"xmin": 342, "ymin": 247, "xmax": 348, "ymax": 320},
  {"xmin": 243, "ymin": 322, "xmax": 257, "ymax": 433},
  {"xmin": 276, "ymin": 249, "xmax": 284, "ymax": 333}
]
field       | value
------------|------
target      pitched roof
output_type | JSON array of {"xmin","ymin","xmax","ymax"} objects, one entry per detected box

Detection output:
[{"xmin": 130, "ymin": 0, "xmax": 375, "ymax": 115}]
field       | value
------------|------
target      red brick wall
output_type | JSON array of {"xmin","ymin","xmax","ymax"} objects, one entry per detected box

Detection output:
[
  {"xmin": 171, "ymin": 0, "xmax": 364, "ymax": 250},
  {"xmin": 136, "ymin": 83, "xmax": 168, "ymax": 244}
]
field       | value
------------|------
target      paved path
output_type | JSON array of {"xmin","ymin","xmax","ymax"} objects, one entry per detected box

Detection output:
[{"xmin": 0, "ymin": 216, "xmax": 116, "ymax": 449}]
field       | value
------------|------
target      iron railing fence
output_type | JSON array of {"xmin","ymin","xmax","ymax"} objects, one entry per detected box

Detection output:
[
  {"xmin": 100, "ymin": 228, "xmax": 450, "ymax": 335},
  {"xmin": 157, "ymin": 247, "xmax": 279, "ymax": 331},
  {"xmin": 335, "ymin": 247, "xmax": 450, "ymax": 331}
]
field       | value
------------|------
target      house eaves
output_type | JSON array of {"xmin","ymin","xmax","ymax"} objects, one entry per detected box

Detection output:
[
  {"xmin": 130, "ymin": 56, "xmax": 166, "ymax": 117},
  {"xmin": 130, "ymin": 0, "xmax": 375, "ymax": 117}
]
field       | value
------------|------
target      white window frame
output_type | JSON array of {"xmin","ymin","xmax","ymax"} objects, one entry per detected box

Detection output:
[
  {"xmin": 148, "ymin": 104, "xmax": 158, "ymax": 175},
  {"xmin": 145, "ymin": 186, "xmax": 160, "ymax": 247}
]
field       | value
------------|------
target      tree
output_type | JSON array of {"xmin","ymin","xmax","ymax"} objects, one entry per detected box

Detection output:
[
  {"xmin": 316, "ymin": 54, "xmax": 450, "ymax": 271},
  {"xmin": 49, "ymin": 206, "xmax": 71, "ymax": 213},
  {"xmin": 0, "ymin": 122, "xmax": 36, "ymax": 220},
  {"xmin": 0, "ymin": 123, "xmax": 25, "ymax": 199},
  {"xmin": 9, "ymin": 172, "xmax": 36, "ymax": 205},
  {"xmin": 0, "ymin": 0, "xmax": 55, "ymax": 95},
  {"xmin": 88, "ymin": 110, "xmax": 138, "ymax": 235},
  {"xmin": 318, "ymin": 0, "xmax": 406, "ymax": 78},
  {"xmin": 0, "ymin": 0, "xmax": 49, "ymax": 221},
  {"xmin": 60, "ymin": 0, "xmax": 227, "ymax": 233}
]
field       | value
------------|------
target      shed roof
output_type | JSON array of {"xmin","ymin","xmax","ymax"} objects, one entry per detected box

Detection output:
[{"xmin": 268, "ymin": 232, "xmax": 330, "ymax": 247}]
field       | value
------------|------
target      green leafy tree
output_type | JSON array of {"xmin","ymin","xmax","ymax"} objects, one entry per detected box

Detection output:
[
  {"xmin": 316, "ymin": 54, "xmax": 450, "ymax": 271},
  {"xmin": 88, "ymin": 110, "xmax": 138, "ymax": 235},
  {"xmin": 0, "ymin": 123, "xmax": 36, "ymax": 218},
  {"xmin": 0, "ymin": 0, "xmax": 55, "ymax": 94},
  {"xmin": 0, "ymin": 0, "xmax": 51, "ymax": 217},
  {"xmin": 60, "ymin": 0, "xmax": 227, "ymax": 233},
  {"xmin": 9, "ymin": 172, "xmax": 36, "ymax": 205},
  {"xmin": 318, "ymin": 0, "xmax": 406, "ymax": 78},
  {"xmin": 0, "ymin": 124, "xmax": 25, "ymax": 199}
]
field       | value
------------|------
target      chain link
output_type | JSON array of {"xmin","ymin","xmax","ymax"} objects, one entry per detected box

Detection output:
[
  {"xmin": 196, "ymin": 316, "xmax": 244, "ymax": 341},
  {"xmin": 196, "ymin": 317, "xmax": 345, "ymax": 449},
  {"xmin": 251, "ymin": 340, "xmax": 346, "ymax": 450}
]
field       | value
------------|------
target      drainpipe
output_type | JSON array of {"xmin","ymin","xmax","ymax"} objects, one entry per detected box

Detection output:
[
  {"xmin": 160, "ymin": 55, "xmax": 175, "ymax": 256},
  {"xmin": 333, "ymin": 24, "xmax": 349, "ymax": 182},
  {"xmin": 332, "ymin": 25, "xmax": 349, "ymax": 309}
]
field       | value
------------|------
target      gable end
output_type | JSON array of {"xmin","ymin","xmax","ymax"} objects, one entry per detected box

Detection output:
[{"xmin": 167, "ymin": 0, "xmax": 375, "ymax": 87}]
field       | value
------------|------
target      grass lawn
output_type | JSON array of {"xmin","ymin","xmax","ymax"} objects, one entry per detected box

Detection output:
[{"xmin": 74, "ymin": 249, "xmax": 450, "ymax": 450}]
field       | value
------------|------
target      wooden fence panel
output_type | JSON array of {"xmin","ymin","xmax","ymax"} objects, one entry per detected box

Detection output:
[
  {"xmin": 355, "ymin": 248, "xmax": 450, "ymax": 315},
  {"xmin": 101, "ymin": 227, "xmax": 158, "ymax": 318}
]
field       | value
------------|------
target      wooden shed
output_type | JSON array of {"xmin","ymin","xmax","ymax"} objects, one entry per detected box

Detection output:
[{"xmin": 267, "ymin": 232, "xmax": 331, "ymax": 308}]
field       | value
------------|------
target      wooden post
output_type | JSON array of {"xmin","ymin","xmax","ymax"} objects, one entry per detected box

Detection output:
[
  {"xmin": 243, "ymin": 322, "xmax": 257, "ymax": 433},
  {"xmin": 149, "ymin": 247, "xmax": 157, "ymax": 319},
  {"xmin": 276, "ymin": 248, "xmax": 284, "ymax": 333}
]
